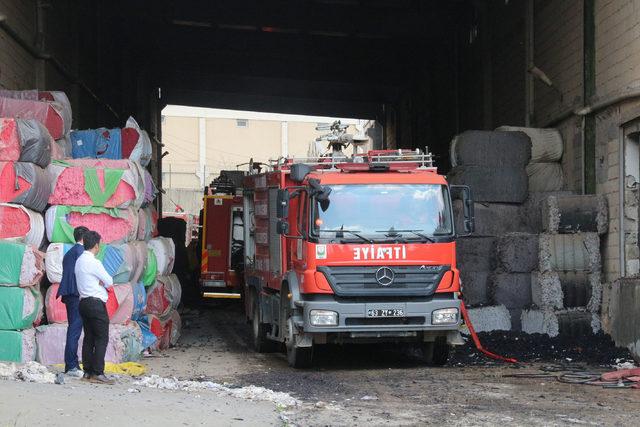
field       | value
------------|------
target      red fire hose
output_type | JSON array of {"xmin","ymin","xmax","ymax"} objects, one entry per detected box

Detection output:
[{"xmin": 460, "ymin": 300, "xmax": 519, "ymax": 364}]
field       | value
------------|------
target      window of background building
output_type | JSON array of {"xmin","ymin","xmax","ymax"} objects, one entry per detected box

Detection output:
[{"xmin": 236, "ymin": 119, "xmax": 248, "ymax": 128}]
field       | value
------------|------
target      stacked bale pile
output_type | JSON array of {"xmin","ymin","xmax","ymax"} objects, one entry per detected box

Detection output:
[
  {"xmin": 0, "ymin": 104, "xmax": 59, "ymax": 362},
  {"xmin": 453, "ymin": 128, "xmax": 609, "ymax": 337},
  {"xmin": 39, "ymin": 136, "xmax": 176, "ymax": 362}
]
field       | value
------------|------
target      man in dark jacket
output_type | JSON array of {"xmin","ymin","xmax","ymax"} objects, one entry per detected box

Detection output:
[{"xmin": 57, "ymin": 226, "xmax": 90, "ymax": 377}]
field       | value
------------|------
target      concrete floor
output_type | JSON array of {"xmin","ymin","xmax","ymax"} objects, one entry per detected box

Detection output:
[{"xmin": 2, "ymin": 302, "xmax": 640, "ymax": 426}]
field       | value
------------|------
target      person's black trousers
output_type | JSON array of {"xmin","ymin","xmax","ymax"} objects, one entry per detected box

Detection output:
[{"xmin": 79, "ymin": 297, "xmax": 109, "ymax": 376}]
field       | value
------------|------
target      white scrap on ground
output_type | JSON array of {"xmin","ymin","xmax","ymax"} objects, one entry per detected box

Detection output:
[
  {"xmin": 134, "ymin": 374, "xmax": 300, "ymax": 407},
  {"xmin": 0, "ymin": 361, "xmax": 56, "ymax": 384}
]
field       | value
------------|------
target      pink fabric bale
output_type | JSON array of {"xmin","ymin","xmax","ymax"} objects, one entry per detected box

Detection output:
[
  {"xmin": 48, "ymin": 159, "xmax": 138, "ymax": 208},
  {"xmin": 45, "ymin": 284, "xmax": 67, "ymax": 323},
  {"xmin": 0, "ymin": 96, "xmax": 64, "ymax": 139},
  {"xmin": 137, "ymin": 206, "xmax": 158, "ymax": 241},
  {"xmin": 0, "ymin": 203, "xmax": 43, "ymax": 245},
  {"xmin": 110, "ymin": 283, "xmax": 135, "ymax": 324},
  {"xmin": 0, "ymin": 117, "xmax": 21, "ymax": 161},
  {"xmin": 18, "ymin": 245, "xmax": 44, "ymax": 287},
  {"xmin": 45, "ymin": 206, "xmax": 138, "ymax": 244}
]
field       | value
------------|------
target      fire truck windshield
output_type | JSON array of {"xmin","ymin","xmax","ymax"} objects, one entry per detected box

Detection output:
[{"xmin": 311, "ymin": 184, "xmax": 453, "ymax": 242}]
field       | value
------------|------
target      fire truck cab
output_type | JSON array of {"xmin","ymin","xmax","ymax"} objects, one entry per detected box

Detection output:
[{"xmin": 243, "ymin": 148, "xmax": 474, "ymax": 368}]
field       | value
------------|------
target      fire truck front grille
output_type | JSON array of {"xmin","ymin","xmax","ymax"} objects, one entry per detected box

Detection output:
[{"xmin": 317, "ymin": 265, "xmax": 449, "ymax": 297}]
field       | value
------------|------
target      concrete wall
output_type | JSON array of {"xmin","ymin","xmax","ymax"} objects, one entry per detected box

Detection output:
[{"xmin": 161, "ymin": 112, "xmax": 360, "ymax": 214}]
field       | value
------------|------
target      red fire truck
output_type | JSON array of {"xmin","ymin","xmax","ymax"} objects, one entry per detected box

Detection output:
[
  {"xmin": 199, "ymin": 171, "xmax": 246, "ymax": 299},
  {"xmin": 242, "ymin": 128, "xmax": 474, "ymax": 367}
]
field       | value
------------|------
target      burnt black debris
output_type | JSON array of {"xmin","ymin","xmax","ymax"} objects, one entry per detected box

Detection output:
[{"xmin": 451, "ymin": 331, "xmax": 634, "ymax": 366}]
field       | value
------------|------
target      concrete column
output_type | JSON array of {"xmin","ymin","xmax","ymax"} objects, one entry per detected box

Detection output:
[{"xmin": 281, "ymin": 121, "xmax": 288, "ymax": 157}]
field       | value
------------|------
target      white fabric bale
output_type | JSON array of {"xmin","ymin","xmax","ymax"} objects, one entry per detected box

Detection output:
[
  {"xmin": 526, "ymin": 162, "xmax": 565, "ymax": 192},
  {"xmin": 148, "ymin": 237, "xmax": 175, "ymax": 276}
]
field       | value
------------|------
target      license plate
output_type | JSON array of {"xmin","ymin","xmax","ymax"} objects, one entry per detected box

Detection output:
[{"xmin": 367, "ymin": 308, "xmax": 405, "ymax": 318}]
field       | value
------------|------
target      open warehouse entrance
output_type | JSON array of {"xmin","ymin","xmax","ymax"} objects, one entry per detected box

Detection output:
[{"xmin": 2, "ymin": 0, "xmax": 640, "ymax": 368}]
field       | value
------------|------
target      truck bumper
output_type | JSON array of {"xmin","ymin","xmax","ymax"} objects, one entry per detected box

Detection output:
[{"xmin": 298, "ymin": 295, "xmax": 462, "ymax": 336}]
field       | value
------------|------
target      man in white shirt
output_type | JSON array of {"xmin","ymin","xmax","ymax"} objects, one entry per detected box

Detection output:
[{"xmin": 75, "ymin": 230, "xmax": 114, "ymax": 385}]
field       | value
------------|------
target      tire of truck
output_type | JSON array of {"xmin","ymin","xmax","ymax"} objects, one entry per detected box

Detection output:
[
  {"xmin": 285, "ymin": 317, "xmax": 313, "ymax": 368},
  {"xmin": 281, "ymin": 285, "xmax": 313, "ymax": 368},
  {"xmin": 421, "ymin": 337, "xmax": 450, "ymax": 366},
  {"xmin": 251, "ymin": 292, "xmax": 277, "ymax": 353}
]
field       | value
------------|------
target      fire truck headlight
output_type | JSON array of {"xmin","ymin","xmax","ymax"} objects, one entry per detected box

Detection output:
[
  {"xmin": 432, "ymin": 308, "xmax": 459, "ymax": 325},
  {"xmin": 309, "ymin": 310, "xmax": 338, "ymax": 326}
]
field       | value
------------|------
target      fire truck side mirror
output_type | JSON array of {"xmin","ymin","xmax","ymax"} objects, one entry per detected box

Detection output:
[
  {"xmin": 451, "ymin": 185, "xmax": 475, "ymax": 235},
  {"xmin": 277, "ymin": 219, "xmax": 290, "ymax": 235},
  {"xmin": 277, "ymin": 189, "xmax": 290, "ymax": 218}
]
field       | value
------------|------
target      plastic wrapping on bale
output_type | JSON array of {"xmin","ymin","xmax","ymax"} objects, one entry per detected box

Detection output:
[
  {"xmin": 0, "ymin": 161, "xmax": 51, "ymax": 211},
  {"xmin": 123, "ymin": 117, "xmax": 152, "ymax": 166},
  {"xmin": 0, "ymin": 328, "xmax": 36, "ymax": 362},
  {"xmin": 44, "ymin": 284, "xmax": 66, "ymax": 324},
  {"xmin": 0, "ymin": 90, "xmax": 72, "ymax": 135},
  {"xmin": 47, "ymin": 159, "xmax": 144, "ymax": 208},
  {"xmin": 109, "ymin": 284, "xmax": 135, "ymax": 324},
  {"xmin": 70, "ymin": 127, "xmax": 122, "ymax": 160},
  {"xmin": 495, "ymin": 126, "xmax": 563, "ymax": 163},
  {"xmin": 0, "ymin": 203, "xmax": 45, "ymax": 247},
  {"xmin": 46, "ymin": 241, "xmax": 146, "ymax": 284},
  {"xmin": 137, "ymin": 205, "xmax": 158, "ymax": 241},
  {"xmin": 0, "ymin": 118, "xmax": 53, "ymax": 167},
  {"xmin": 141, "ymin": 248, "xmax": 157, "ymax": 287},
  {"xmin": 142, "ymin": 168, "xmax": 157, "ymax": 207},
  {"xmin": 45, "ymin": 205, "xmax": 138, "ymax": 244},
  {"xmin": 148, "ymin": 237, "xmax": 175, "ymax": 276},
  {"xmin": 35, "ymin": 323, "xmax": 79, "ymax": 365},
  {"xmin": 136, "ymin": 314, "xmax": 160, "ymax": 350},
  {"xmin": 0, "ymin": 241, "xmax": 43, "ymax": 287},
  {"xmin": 0, "ymin": 286, "xmax": 42, "ymax": 330},
  {"xmin": 0, "ymin": 96, "xmax": 65, "ymax": 139},
  {"xmin": 35, "ymin": 322, "xmax": 144, "ymax": 364},
  {"xmin": 145, "ymin": 275, "xmax": 181, "ymax": 319}
]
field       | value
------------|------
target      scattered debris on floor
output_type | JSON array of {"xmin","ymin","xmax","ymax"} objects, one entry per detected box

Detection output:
[
  {"xmin": 0, "ymin": 361, "xmax": 55, "ymax": 383},
  {"xmin": 451, "ymin": 331, "xmax": 635, "ymax": 366},
  {"xmin": 134, "ymin": 374, "xmax": 300, "ymax": 407}
]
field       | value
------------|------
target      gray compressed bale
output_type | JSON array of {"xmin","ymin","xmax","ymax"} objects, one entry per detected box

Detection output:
[
  {"xmin": 541, "ymin": 194, "xmax": 608, "ymax": 234},
  {"xmin": 497, "ymin": 233, "xmax": 539, "ymax": 272},
  {"xmin": 490, "ymin": 273, "xmax": 532, "ymax": 309},
  {"xmin": 526, "ymin": 163, "xmax": 565, "ymax": 192},
  {"xmin": 456, "ymin": 237, "xmax": 496, "ymax": 272},
  {"xmin": 465, "ymin": 305, "xmax": 511, "ymax": 333},
  {"xmin": 538, "ymin": 233, "xmax": 601, "ymax": 272},
  {"xmin": 522, "ymin": 191, "xmax": 574, "ymax": 233},
  {"xmin": 531, "ymin": 271, "xmax": 564, "ymax": 310},
  {"xmin": 495, "ymin": 126, "xmax": 563, "ymax": 162},
  {"xmin": 460, "ymin": 271, "xmax": 490, "ymax": 306},
  {"xmin": 452, "ymin": 200, "xmax": 532, "ymax": 236},
  {"xmin": 521, "ymin": 309, "xmax": 559, "ymax": 337},
  {"xmin": 450, "ymin": 130, "xmax": 531, "ymax": 167},
  {"xmin": 557, "ymin": 271, "xmax": 602, "ymax": 312},
  {"xmin": 447, "ymin": 165, "xmax": 528, "ymax": 203}
]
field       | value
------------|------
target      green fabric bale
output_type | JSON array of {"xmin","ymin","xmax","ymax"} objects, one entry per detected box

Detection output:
[
  {"xmin": 0, "ymin": 241, "xmax": 26, "ymax": 285},
  {"xmin": 0, "ymin": 329, "xmax": 36, "ymax": 362},
  {"xmin": 0, "ymin": 287, "xmax": 41, "ymax": 330}
]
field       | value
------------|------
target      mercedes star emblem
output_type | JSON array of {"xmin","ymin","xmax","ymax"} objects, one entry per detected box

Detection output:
[{"xmin": 375, "ymin": 267, "xmax": 395, "ymax": 286}]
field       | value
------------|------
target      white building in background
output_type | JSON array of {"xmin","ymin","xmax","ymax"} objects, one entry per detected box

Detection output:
[{"xmin": 161, "ymin": 105, "xmax": 371, "ymax": 215}]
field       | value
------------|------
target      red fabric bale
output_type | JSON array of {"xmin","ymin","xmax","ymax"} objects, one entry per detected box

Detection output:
[
  {"xmin": 0, "ymin": 118, "xmax": 20, "ymax": 161},
  {"xmin": 0, "ymin": 97, "xmax": 64, "ymax": 139},
  {"xmin": 0, "ymin": 204, "xmax": 31, "ymax": 238},
  {"xmin": 121, "ymin": 127, "xmax": 140, "ymax": 159},
  {"xmin": 45, "ymin": 284, "xmax": 67, "ymax": 323}
]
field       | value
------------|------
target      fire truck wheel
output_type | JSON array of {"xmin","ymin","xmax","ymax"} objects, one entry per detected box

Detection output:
[
  {"xmin": 421, "ymin": 337, "xmax": 450, "ymax": 366},
  {"xmin": 285, "ymin": 317, "xmax": 314, "ymax": 368},
  {"xmin": 252, "ymin": 297, "xmax": 277, "ymax": 353}
]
